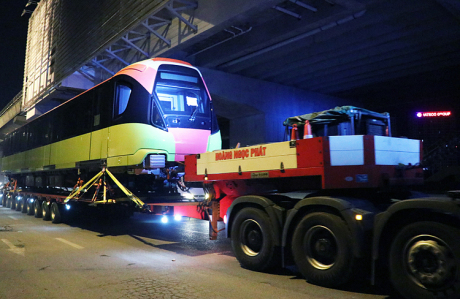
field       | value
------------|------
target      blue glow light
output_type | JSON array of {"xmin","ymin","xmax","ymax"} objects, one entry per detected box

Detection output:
[
  {"xmin": 161, "ymin": 215, "xmax": 168, "ymax": 223},
  {"xmin": 65, "ymin": 204, "xmax": 71, "ymax": 210}
]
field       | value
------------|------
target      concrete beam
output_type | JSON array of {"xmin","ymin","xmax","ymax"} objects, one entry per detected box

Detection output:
[{"xmin": 199, "ymin": 67, "xmax": 360, "ymax": 145}]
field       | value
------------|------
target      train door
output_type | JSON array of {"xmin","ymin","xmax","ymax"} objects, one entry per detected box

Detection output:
[{"xmin": 90, "ymin": 84, "xmax": 111, "ymax": 161}]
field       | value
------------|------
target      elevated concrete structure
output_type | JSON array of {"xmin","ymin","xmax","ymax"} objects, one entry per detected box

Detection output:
[{"xmin": 1, "ymin": 0, "xmax": 459, "ymax": 148}]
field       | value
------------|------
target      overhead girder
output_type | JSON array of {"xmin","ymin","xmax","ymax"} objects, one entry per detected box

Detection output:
[{"xmin": 81, "ymin": 0, "xmax": 198, "ymax": 83}]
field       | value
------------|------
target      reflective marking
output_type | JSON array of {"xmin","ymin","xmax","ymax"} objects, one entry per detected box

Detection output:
[
  {"xmin": 329, "ymin": 136, "xmax": 364, "ymax": 166},
  {"xmin": 55, "ymin": 238, "xmax": 84, "ymax": 249},
  {"xmin": 1, "ymin": 239, "xmax": 25, "ymax": 256},
  {"xmin": 8, "ymin": 216, "xmax": 18, "ymax": 220}
]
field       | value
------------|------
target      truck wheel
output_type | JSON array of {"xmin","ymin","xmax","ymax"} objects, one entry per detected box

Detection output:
[
  {"xmin": 291, "ymin": 212, "xmax": 355, "ymax": 287},
  {"xmin": 42, "ymin": 201, "xmax": 51, "ymax": 221},
  {"xmin": 389, "ymin": 221, "xmax": 460, "ymax": 299},
  {"xmin": 34, "ymin": 200, "xmax": 43, "ymax": 218},
  {"xmin": 51, "ymin": 202, "xmax": 62, "ymax": 224},
  {"xmin": 27, "ymin": 198, "xmax": 35, "ymax": 215},
  {"xmin": 231, "ymin": 207, "xmax": 277, "ymax": 271}
]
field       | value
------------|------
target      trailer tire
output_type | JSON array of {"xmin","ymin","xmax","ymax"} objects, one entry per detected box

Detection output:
[
  {"xmin": 389, "ymin": 221, "xmax": 460, "ymax": 299},
  {"xmin": 1, "ymin": 192, "xmax": 6, "ymax": 207},
  {"xmin": 231, "ymin": 207, "xmax": 278, "ymax": 271},
  {"xmin": 34, "ymin": 200, "xmax": 42, "ymax": 218},
  {"xmin": 15, "ymin": 196, "xmax": 23, "ymax": 211},
  {"xmin": 27, "ymin": 199, "xmax": 35, "ymax": 215},
  {"xmin": 50, "ymin": 202, "xmax": 62, "ymax": 224},
  {"xmin": 3, "ymin": 194, "xmax": 9, "ymax": 208},
  {"xmin": 21, "ymin": 197, "xmax": 28, "ymax": 213},
  {"xmin": 42, "ymin": 201, "xmax": 51, "ymax": 221},
  {"xmin": 291, "ymin": 212, "xmax": 355, "ymax": 287},
  {"xmin": 10, "ymin": 194, "xmax": 16, "ymax": 210},
  {"xmin": 6, "ymin": 195, "xmax": 12, "ymax": 208}
]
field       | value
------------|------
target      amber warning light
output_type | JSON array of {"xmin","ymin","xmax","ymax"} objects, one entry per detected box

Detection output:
[{"xmin": 416, "ymin": 111, "xmax": 452, "ymax": 118}]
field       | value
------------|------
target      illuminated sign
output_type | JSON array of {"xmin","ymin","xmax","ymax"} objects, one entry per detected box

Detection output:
[{"xmin": 416, "ymin": 111, "xmax": 452, "ymax": 118}]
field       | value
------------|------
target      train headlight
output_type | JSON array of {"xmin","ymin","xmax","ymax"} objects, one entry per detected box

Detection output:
[{"xmin": 161, "ymin": 215, "xmax": 168, "ymax": 223}]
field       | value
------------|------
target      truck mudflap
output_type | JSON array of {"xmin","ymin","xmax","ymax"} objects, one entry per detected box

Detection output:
[{"xmin": 372, "ymin": 197, "xmax": 460, "ymax": 299}]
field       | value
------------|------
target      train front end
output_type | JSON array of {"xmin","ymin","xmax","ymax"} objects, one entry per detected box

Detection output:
[{"xmin": 114, "ymin": 58, "xmax": 221, "ymax": 198}]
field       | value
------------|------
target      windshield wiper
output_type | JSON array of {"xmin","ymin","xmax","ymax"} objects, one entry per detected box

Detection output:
[{"xmin": 189, "ymin": 106, "xmax": 199, "ymax": 122}]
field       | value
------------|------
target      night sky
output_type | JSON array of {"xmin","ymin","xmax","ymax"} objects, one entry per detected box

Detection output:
[{"xmin": 0, "ymin": 1, "xmax": 29, "ymax": 110}]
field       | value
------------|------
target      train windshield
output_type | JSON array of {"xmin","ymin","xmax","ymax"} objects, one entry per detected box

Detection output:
[{"xmin": 153, "ymin": 64, "xmax": 211, "ymax": 129}]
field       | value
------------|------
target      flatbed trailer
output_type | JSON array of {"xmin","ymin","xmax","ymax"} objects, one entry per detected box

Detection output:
[{"xmin": 2, "ymin": 107, "xmax": 459, "ymax": 299}]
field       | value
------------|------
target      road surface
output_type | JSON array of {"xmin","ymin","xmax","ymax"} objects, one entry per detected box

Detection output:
[{"xmin": 0, "ymin": 203, "xmax": 394, "ymax": 299}]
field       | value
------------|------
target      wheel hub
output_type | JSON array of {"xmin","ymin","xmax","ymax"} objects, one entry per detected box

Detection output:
[
  {"xmin": 407, "ymin": 239, "xmax": 455, "ymax": 286},
  {"xmin": 305, "ymin": 225, "xmax": 337, "ymax": 270},
  {"xmin": 314, "ymin": 238, "xmax": 334, "ymax": 258},
  {"xmin": 240, "ymin": 219, "xmax": 263, "ymax": 256}
]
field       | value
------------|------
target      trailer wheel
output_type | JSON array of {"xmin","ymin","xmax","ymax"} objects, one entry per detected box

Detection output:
[
  {"xmin": 34, "ymin": 200, "xmax": 42, "ymax": 218},
  {"xmin": 27, "ymin": 198, "xmax": 35, "ymax": 215},
  {"xmin": 389, "ymin": 221, "xmax": 460, "ymax": 299},
  {"xmin": 6, "ymin": 195, "xmax": 12, "ymax": 208},
  {"xmin": 291, "ymin": 212, "xmax": 355, "ymax": 287},
  {"xmin": 42, "ymin": 201, "xmax": 51, "ymax": 221},
  {"xmin": 231, "ymin": 207, "xmax": 277, "ymax": 271},
  {"xmin": 1, "ymin": 192, "xmax": 6, "ymax": 207},
  {"xmin": 10, "ymin": 194, "xmax": 16, "ymax": 210},
  {"xmin": 15, "ymin": 196, "xmax": 23, "ymax": 211},
  {"xmin": 21, "ymin": 197, "xmax": 28, "ymax": 213},
  {"xmin": 50, "ymin": 202, "xmax": 62, "ymax": 224}
]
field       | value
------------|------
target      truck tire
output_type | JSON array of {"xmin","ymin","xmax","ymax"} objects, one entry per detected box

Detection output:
[
  {"xmin": 51, "ymin": 202, "xmax": 62, "ymax": 224},
  {"xmin": 231, "ymin": 207, "xmax": 278, "ymax": 271},
  {"xmin": 34, "ymin": 200, "xmax": 43, "ymax": 218},
  {"xmin": 291, "ymin": 212, "xmax": 355, "ymax": 287},
  {"xmin": 389, "ymin": 221, "xmax": 460, "ymax": 299},
  {"xmin": 42, "ymin": 201, "xmax": 51, "ymax": 221},
  {"xmin": 27, "ymin": 198, "xmax": 35, "ymax": 215}
]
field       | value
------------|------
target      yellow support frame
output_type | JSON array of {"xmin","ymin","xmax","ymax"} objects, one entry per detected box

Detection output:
[{"xmin": 64, "ymin": 168, "xmax": 145, "ymax": 209}]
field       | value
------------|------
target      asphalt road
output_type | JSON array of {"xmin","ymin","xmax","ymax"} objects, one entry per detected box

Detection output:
[{"xmin": 0, "ymin": 203, "xmax": 393, "ymax": 299}]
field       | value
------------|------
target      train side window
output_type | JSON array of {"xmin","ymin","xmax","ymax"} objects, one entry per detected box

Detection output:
[{"xmin": 114, "ymin": 82, "xmax": 131, "ymax": 118}]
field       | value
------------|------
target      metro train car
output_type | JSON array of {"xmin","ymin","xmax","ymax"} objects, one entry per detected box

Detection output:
[{"xmin": 2, "ymin": 58, "xmax": 221, "ymax": 193}]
